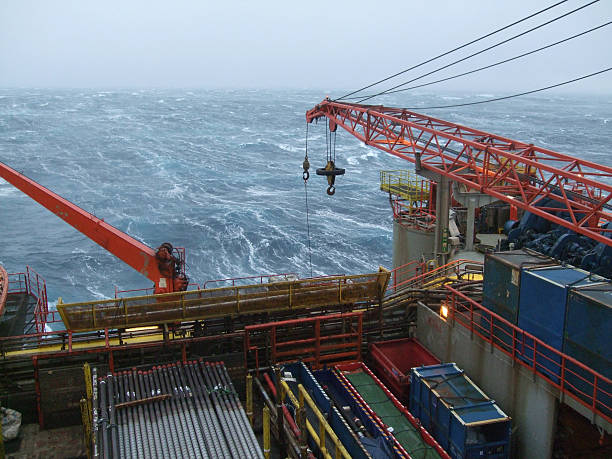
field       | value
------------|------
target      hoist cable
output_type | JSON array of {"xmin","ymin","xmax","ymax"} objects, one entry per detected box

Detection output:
[
  {"xmin": 304, "ymin": 180, "xmax": 313, "ymax": 278},
  {"xmin": 335, "ymin": 0, "xmax": 570, "ymax": 101},
  {"xmin": 400, "ymin": 67, "xmax": 612, "ymax": 110},
  {"xmin": 325, "ymin": 119, "xmax": 330, "ymax": 161},
  {"xmin": 303, "ymin": 123, "xmax": 314, "ymax": 278},
  {"xmin": 354, "ymin": 0, "xmax": 601, "ymax": 103},
  {"xmin": 343, "ymin": 20, "xmax": 612, "ymax": 99},
  {"xmin": 332, "ymin": 130, "xmax": 337, "ymax": 163}
]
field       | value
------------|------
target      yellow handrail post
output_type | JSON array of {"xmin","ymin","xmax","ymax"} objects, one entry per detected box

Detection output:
[
  {"xmin": 0, "ymin": 405, "xmax": 4, "ymax": 459},
  {"xmin": 246, "ymin": 374, "xmax": 253, "ymax": 426},
  {"xmin": 319, "ymin": 410, "xmax": 326, "ymax": 456},
  {"xmin": 298, "ymin": 389, "xmax": 308, "ymax": 459},
  {"xmin": 263, "ymin": 405, "xmax": 271, "ymax": 459},
  {"xmin": 83, "ymin": 363, "xmax": 93, "ymax": 425},
  {"xmin": 274, "ymin": 366, "xmax": 286, "ymax": 457},
  {"xmin": 80, "ymin": 398, "xmax": 91, "ymax": 459},
  {"xmin": 298, "ymin": 384, "xmax": 351, "ymax": 459}
]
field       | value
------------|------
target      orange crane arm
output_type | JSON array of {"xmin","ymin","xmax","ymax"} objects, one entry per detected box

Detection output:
[
  {"xmin": 0, "ymin": 161, "xmax": 177, "ymax": 292},
  {"xmin": 306, "ymin": 99, "xmax": 612, "ymax": 246}
]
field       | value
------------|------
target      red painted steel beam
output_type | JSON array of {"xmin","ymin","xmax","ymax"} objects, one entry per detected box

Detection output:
[
  {"xmin": 0, "ymin": 161, "xmax": 163, "ymax": 286},
  {"xmin": 306, "ymin": 99, "xmax": 612, "ymax": 246}
]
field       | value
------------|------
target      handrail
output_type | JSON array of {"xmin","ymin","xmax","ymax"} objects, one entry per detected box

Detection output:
[
  {"xmin": 0, "ymin": 265, "xmax": 8, "ymax": 317},
  {"xmin": 5, "ymin": 267, "xmax": 49, "ymax": 334},
  {"xmin": 244, "ymin": 311, "xmax": 362, "ymax": 371},
  {"xmin": 445, "ymin": 286, "xmax": 611, "ymax": 424},
  {"xmin": 58, "ymin": 269, "xmax": 390, "ymax": 332},
  {"xmin": 387, "ymin": 260, "xmax": 425, "ymax": 293},
  {"xmin": 389, "ymin": 259, "xmax": 483, "ymax": 294},
  {"xmin": 380, "ymin": 170, "xmax": 431, "ymax": 200},
  {"xmin": 7, "ymin": 272, "xmax": 28, "ymax": 294},
  {"xmin": 203, "ymin": 273, "xmax": 298, "ymax": 289},
  {"xmin": 27, "ymin": 267, "xmax": 49, "ymax": 334},
  {"xmin": 114, "ymin": 283, "xmax": 202, "ymax": 298},
  {"xmin": 279, "ymin": 379, "xmax": 351, "ymax": 459}
]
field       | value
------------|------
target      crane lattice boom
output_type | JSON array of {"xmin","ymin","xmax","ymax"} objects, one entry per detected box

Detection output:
[{"xmin": 306, "ymin": 99, "xmax": 612, "ymax": 246}]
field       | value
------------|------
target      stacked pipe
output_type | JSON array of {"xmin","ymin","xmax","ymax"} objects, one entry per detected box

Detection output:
[{"xmin": 91, "ymin": 360, "xmax": 263, "ymax": 459}]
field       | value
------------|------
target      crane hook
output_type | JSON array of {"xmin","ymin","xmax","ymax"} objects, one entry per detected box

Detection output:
[
  {"xmin": 316, "ymin": 160, "xmax": 345, "ymax": 195},
  {"xmin": 303, "ymin": 156, "xmax": 310, "ymax": 181}
]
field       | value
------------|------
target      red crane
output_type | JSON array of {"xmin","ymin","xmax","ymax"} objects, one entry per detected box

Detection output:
[
  {"xmin": 0, "ymin": 161, "xmax": 188, "ymax": 294},
  {"xmin": 306, "ymin": 99, "xmax": 612, "ymax": 247}
]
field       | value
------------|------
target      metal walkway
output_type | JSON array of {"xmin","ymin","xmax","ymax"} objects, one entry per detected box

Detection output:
[{"xmin": 59, "ymin": 270, "xmax": 390, "ymax": 332}]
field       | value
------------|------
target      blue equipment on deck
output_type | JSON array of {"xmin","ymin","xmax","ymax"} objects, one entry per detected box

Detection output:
[
  {"xmin": 410, "ymin": 363, "xmax": 511, "ymax": 459},
  {"xmin": 503, "ymin": 197, "xmax": 612, "ymax": 279}
]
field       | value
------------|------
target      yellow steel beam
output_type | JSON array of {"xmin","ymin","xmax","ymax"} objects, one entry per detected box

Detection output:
[
  {"xmin": 3, "ymin": 331, "xmax": 167, "ymax": 358},
  {"xmin": 263, "ymin": 405, "xmax": 271, "ymax": 459},
  {"xmin": 246, "ymin": 374, "xmax": 253, "ymax": 426},
  {"xmin": 298, "ymin": 384, "xmax": 350, "ymax": 459},
  {"xmin": 280, "ymin": 380, "xmax": 350, "ymax": 459}
]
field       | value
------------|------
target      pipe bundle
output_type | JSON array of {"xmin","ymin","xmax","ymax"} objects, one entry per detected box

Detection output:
[{"xmin": 92, "ymin": 360, "xmax": 263, "ymax": 459}]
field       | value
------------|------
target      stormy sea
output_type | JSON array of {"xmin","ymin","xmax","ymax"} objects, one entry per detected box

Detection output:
[{"xmin": 0, "ymin": 88, "xmax": 610, "ymax": 312}]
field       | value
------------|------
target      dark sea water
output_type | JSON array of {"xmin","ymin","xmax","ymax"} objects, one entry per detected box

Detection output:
[{"xmin": 0, "ymin": 89, "xmax": 610, "ymax": 311}]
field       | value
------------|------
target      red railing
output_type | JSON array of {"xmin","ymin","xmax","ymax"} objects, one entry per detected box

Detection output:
[
  {"xmin": 388, "ymin": 259, "xmax": 482, "ymax": 294},
  {"xmin": 391, "ymin": 196, "xmax": 437, "ymax": 230},
  {"xmin": 0, "ymin": 264, "xmax": 8, "ymax": 317},
  {"xmin": 387, "ymin": 260, "xmax": 425, "ymax": 293},
  {"xmin": 244, "ymin": 311, "xmax": 363, "ymax": 373},
  {"xmin": 7, "ymin": 267, "xmax": 49, "ymax": 334},
  {"xmin": 445, "ymin": 286, "xmax": 611, "ymax": 424}
]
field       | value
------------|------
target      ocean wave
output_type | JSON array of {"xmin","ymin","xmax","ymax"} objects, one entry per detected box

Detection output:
[{"xmin": 0, "ymin": 89, "xmax": 607, "ymax": 301}]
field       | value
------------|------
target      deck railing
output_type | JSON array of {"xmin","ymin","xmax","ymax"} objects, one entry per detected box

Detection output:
[
  {"xmin": 58, "ymin": 269, "xmax": 390, "ymax": 332},
  {"xmin": 445, "ymin": 286, "xmax": 611, "ymax": 424},
  {"xmin": 244, "ymin": 311, "xmax": 363, "ymax": 372},
  {"xmin": 7, "ymin": 267, "xmax": 49, "ymax": 334},
  {"xmin": 203, "ymin": 273, "xmax": 298, "ymax": 289},
  {"xmin": 0, "ymin": 265, "xmax": 8, "ymax": 317},
  {"xmin": 388, "ymin": 259, "xmax": 482, "ymax": 295}
]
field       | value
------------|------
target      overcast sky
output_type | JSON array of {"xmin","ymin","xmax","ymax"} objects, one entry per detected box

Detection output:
[{"xmin": 1, "ymin": 0, "xmax": 611, "ymax": 94}]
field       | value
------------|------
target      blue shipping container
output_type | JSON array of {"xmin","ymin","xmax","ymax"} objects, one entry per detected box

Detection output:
[
  {"xmin": 565, "ymin": 283, "xmax": 612, "ymax": 418},
  {"xmin": 483, "ymin": 250, "xmax": 556, "ymax": 324},
  {"xmin": 482, "ymin": 250, "xmax": 556, "ymax": 349},
  {"xmin": 517, "ymin": 266, "xmax": 605, "ymax": 381},
  {"xmin": 409, "ymin": 363, "xmax": 511, "ymax": 459}
]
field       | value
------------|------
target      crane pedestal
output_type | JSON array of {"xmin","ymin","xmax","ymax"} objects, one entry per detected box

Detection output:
[{"xmin": 452, "ymin": 182, "xmax": 499, "ymax": 251}]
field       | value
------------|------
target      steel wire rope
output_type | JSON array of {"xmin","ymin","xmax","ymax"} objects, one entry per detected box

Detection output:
[
  {"xmin": 335, "ymin": 0, "xmax": 570, "ymax": 101},
  {"xmin": 304, "ymin": 123, "xmax": 314, "ymax": 278},
  {"xmin": 399, "ymin": 67, "xmax": 612, "ymax": 109},
  {"xmin": 353, "ymin": 0, "xmax": 601, "ymax": 103},
  {"xmin": 343, "ymin": 20, "xmax": 612, "ymax": 100}
]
